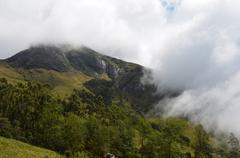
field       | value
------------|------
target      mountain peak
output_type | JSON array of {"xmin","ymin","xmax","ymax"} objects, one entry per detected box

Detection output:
[
  {"xmin": 4, "ymin": 45, "xmax": 142, "ymax": 78},
  {"xmin": 6, "ymin": 45, "xmax": 70, "ymax": 72}
]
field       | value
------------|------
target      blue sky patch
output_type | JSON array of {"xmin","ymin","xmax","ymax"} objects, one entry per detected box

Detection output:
[{"xmin": 160, "ymin": 0, "xmax": 181, "ymax": 13}]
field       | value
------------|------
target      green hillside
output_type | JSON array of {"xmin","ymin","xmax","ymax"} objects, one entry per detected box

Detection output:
[
  {"xmin": 0, "ymin": 63, "xmax": 24, "ymax": 84},
  {"xmin": 0, "ymin": 137, "xmax": 62, "ymax": 158},
  {"xmin": 0, "ymin": 78, "xmax": 232, "ymax": 158},
  {"xmin": 0, "ymin": 64, "xmax": 92, "ymax": 97},
  {"xmin": 0, "ymin": 45, "xmax": 235, "ymax": 158},
  {"xmin": 0, "ymin": 45, "xmax": 166, "ymax": 112}
]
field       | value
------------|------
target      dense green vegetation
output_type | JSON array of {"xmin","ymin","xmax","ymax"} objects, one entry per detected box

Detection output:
[{"xmin": 0, "ymin": 78, "xmax": 238, "ymax": 158}]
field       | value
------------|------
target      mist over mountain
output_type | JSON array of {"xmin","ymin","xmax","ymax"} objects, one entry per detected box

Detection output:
[
  {"xmin": 1, "ymin": 0, "xmax": 240, "ymax": 137},
  {"xmin": 2, "ymin": 0, "xmax": 240, "ymax": 157}
]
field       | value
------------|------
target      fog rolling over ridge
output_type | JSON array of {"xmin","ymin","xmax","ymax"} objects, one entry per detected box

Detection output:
[{"xmin": 1, "ymin": 0, "xmax": 240, "ymax": 134}]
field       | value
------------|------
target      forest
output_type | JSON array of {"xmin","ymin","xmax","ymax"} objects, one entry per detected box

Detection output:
[{"xmin": 0, "ymin": 78, "xmax": 239, "ymax": 158}]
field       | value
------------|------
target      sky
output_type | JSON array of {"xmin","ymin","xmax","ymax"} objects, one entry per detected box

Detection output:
[
  {"xmin": 0, "ymin": 0, "xmax": 181, "ymax": 63},
  {"xmin": 1, "ymin": 0, "xmax": 240, "ymax": 134}
]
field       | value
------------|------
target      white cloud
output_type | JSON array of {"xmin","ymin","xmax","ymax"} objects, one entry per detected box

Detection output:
[
  {"xmin": 164, "ymin": 72, "xmax": 240, "ymax": 134},
  {"xmin": 1, "ymin": 0, "xmax": 240, "ymax": 134},
  {"xmin": 0, "ymin": 0, "xmax": 166, "ymax": 62}
]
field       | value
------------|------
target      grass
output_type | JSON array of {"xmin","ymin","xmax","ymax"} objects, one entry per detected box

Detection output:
[
  {"xmin": 0, "ymin": 64, "xmax": 24, "ymax": 84},
  {"xmin": 0, "ymin": 64, "xmax": 94, "ymax": 97},
  {"xmin": 0, "ymin": 137, "xmax": 63, "ymax": 158},
  {"xmin": 19, "ymin": 69, "xmax": 93, "ymax": 97}
]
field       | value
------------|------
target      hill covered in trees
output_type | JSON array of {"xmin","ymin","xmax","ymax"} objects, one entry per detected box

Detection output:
[
  {"xmin": 0, "ymin": 45, "xmax": 175, "ymax": 113},
  {"xmin": 0, "ymin": 46, "xmax": 239, "ymax": 158},
  {"xmin": 0, "ymin": 77, "xmax": 239, "ymax": 158}
]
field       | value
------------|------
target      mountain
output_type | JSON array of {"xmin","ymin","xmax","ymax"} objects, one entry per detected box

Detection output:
[
  {"xmin": 6, "ymin": 45, "xmax": 139, "ymax": 78},
  {"xmin": 0, "ymin": 45, "xmax": 175, "ymax": 112},
  {"xmin": 0, "ymin": 45, "xmax": 229, "ymax": 158}
]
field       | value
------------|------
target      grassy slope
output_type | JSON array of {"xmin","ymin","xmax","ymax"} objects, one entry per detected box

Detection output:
[
  {"xmin": 0, "ymin": 64, "xmax": 93, "ymax": 97},
  {"xmin": 0, "ymin": 137, "xmax": 62, "ymax": 158},
  {"xmin": 20, "ymin": 69, "xmax": 93, "ymax": 97},
  {"xmin": 0, "ymin": 63, "xmax": 24, "ymax": 83}
]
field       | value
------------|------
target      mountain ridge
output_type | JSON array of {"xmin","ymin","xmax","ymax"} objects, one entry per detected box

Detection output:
[
  {"xmin": 5, "ymin": 45, "xmax": 142, "ymax": 79},
  {"xmin": 0, "ymin": 45, "xmax": 175, "ymax": 112}
]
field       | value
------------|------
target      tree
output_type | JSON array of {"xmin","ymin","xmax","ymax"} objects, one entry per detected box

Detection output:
[
  {"xmin": 34, "ymin": 102, "xmax": 65, "ymax": 152},
  {"xmin": 155, "ymin": 118, "xmax": 187, "ymax": 158},
  {"xmin": 0, "ymin": 117, "xmax": 14, "ymax": 138},
  {"xmin": 228, "ymin": 133, "xmax": 240, "ymax": 158},
  {"xmin": 138, "ymin": 119, "xmax": 152, "ymax": 158},
  {"xmin": 63, "ymin": 113, "xmax": 86, "ymax": 156},
  {"xmin": 84, "ymin": 117, "xmax": 109, "ymax": 158},
  {"xmin": 193, "ymin": 125, "xmax": 212, "ymax": 158}
]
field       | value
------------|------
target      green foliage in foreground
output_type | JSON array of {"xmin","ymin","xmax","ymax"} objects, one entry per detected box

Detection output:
[
  {"xmin": 0, "ymin": 136, "xmax": 62, "ymax": 158},
  {"xmin": 0, "ymin": 78, "xmax": 238, "ymax": 158}
]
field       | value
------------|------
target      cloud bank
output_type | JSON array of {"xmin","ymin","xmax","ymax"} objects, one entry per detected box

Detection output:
[
  {"xmin": 0, "ymin": 0, "xmax": 166, "ymax": 63},
  {"xmin": 1, "ymin": 0, "xmax": 240, "ymax": 134}
]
